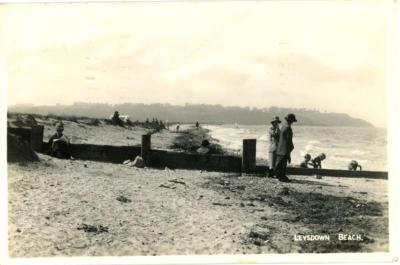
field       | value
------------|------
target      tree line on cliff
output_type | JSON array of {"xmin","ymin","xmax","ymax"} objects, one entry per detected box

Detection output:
[{"xmin": 8, "ymin": 102, "xmax": 373, "ymax": 127}]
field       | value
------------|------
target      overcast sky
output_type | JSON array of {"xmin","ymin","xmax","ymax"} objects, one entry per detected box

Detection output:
[{"xmin": 2, "ymin": 1, "xmax": 395, "ymax": 127}]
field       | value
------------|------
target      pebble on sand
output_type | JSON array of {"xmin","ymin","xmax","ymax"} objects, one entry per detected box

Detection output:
[{"xmin": 116, "ymin": 195, "xmax": 131, "ymax": 203}]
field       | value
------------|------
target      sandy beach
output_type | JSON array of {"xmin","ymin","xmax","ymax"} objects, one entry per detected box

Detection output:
[
  {"xmin": 6, "ymin": 113, "xmax": 389, "ymax": 256},
  {"xmin": 8, "ymin": 153, "xmax": 388, "ymax": 257}
]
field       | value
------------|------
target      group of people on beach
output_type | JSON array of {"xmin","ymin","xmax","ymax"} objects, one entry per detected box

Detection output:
[
  {"xmin": 299, "ymin": 153, "xmax": 326, "ymax": 169},
  {"xmin": 46, "ymin": 113, "xmax": 363, "ymax": 175},
  {"xmin": 267, "ymin": 114, "xmax": 297, "ymax": 182},
  {"xmin": 268, "ymin": 114, "xmax": 362, "ymax": 181}
]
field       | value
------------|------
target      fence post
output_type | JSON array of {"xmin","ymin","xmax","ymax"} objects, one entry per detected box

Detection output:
[
  {"xmin": 242, "ymin": 139, "xmax": 256, "ymax": 174},
  {"xmin": 30, "ymin": 125, "xmax": 44, "ymax": 152},
  {"xmin": 141, "ymin": 134, "xmax": 151, "ymax": 165}
]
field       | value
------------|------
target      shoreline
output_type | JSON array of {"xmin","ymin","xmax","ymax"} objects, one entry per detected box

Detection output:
[
  {"xmin": 6, "ymin": 114, "xmax": 384, "ymax": 172},
  {"xmin": 202, "ymin": 124, "xmax": 387, "ymax": 171},
  {"xmin": 6, "ymin": 113, "xmax": 389, "ymax": 255}
]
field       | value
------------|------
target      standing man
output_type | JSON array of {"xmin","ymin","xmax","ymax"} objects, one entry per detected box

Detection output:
[
  {"xmin": 268, "ymin": 116, "xmax": 281, "ymax": 178},
  {"xmin": 275, "ymin": 113, "xmax": 297, "ymax": 182}
]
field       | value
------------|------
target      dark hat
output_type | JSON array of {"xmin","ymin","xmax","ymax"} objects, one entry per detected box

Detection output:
[
  {"xmin": 285, "ymin": 113, "xmax": 297, "ymax": 122},
  {"xmin": 201, "ymin": 139, "xmax": 210, "ymax": 147},
  {"xmin": 270, "ymin": 116, "xmax": 281, "ymax": 124}
]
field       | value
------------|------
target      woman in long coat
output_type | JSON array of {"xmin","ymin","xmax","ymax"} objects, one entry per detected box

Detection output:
[{"xmin": 268, "ymin": 116, "xmax": 281, "ymax": 177}]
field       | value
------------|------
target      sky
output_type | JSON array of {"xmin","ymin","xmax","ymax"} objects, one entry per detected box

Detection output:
[{"xmin": 1, "ymin": 1, "xmax": 396, "ymax": 127}]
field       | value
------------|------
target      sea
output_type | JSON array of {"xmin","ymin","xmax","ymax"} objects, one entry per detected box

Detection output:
[{"xmin": 204, "ymin": 124, "xmax": 387, "ymax": 171}]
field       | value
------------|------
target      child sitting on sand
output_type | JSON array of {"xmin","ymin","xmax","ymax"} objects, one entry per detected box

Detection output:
[
  {"xmin": 48, "ymin": 122, "xmax": 73, "ymax": 159},
  {"xmin": 197, "ymin": 140, "xmax": 211, "ymax": 154},
  {"xmin": 111, "ymin": 111, "xmax": 124, "ymax": 127},
  {"xmin": 311, "ymin": 153, "xmax": 326, "ymax": 169},
  {"xmin": 299, "ymin": 153, "xmax": 312, "ymax": 168}
]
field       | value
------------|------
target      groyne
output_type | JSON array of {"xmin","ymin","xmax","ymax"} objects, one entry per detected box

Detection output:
[{"xmin": 7, "ymin": 125, "xmax": 388, "ymax": 179}]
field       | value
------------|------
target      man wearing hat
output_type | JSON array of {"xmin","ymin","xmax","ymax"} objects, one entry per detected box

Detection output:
[
  {"xmin": 275, "ymin": 113, "xmax": 297, "ymax": 182},
  {"xmin": 268, "ymin": 116, "xmax": 281, "ymax": 178}
]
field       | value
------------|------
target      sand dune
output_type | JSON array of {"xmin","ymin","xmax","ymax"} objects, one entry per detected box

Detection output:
[{"xmin": 8, "ymin": 114, "xmax": 178, "ymax": 149}]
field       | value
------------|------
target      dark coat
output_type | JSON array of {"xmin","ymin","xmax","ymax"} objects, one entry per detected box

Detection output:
[
  {"xmin": 276, "ymin": 121, "xmax": 294, "ymax": 156},
  {"xmin": 48, "ymin": 132, "xmax": 71, "ymax": 159},
  {"xmin": 48, "ymin": 132, "xmax": 63, "ymax": 146}
]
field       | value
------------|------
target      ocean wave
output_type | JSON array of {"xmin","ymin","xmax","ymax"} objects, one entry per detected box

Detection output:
[
  {"xmin": 351, "ymin": 150, "xmax": 366, "ymax": 155},
  {"xmin": 205, "ymin": 124, "xmax": 386, "ymax": 170}
]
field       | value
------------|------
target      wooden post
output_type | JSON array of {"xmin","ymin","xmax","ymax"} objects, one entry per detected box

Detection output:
[
  {"xmin": 141, "ymin": 134, "xmax": 151, "ymax": 165},
  {"xmin": 242, "ymin": 139, "xmax": 256, "ymax": 174},
  {"xmin": 30, "ymin": 125, "xmax": 44, "ymax": 152}
]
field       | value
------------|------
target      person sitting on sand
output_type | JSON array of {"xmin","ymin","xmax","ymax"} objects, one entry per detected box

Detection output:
[
  {"xmin": 348, "ymin": 160, "xmax": 362, "ymax": 171},
  {"xmin": 268, "ymin": 116, "xmax": 281, "ymax": 178},
  {"xmin": 311, "ymin": 153, "xmax": 326, "ymax": 169},
  {"xmin": 300, "ymin": 153, "xmax": 312, "ymax": 168},
  {"xmin": 111, "ymin": 111, "xmax": 124, "ymax": 127},
  {"xmin": 48, "ymin": 122, "xmax": 73, "ymax": 159},
  {"xmin": 197, "ymin": 139, "xmax": 211, "ymax": 154}
]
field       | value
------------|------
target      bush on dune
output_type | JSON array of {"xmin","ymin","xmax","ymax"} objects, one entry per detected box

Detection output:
[
  {"xmin": 171, "ymin": 128, "xmax": 224, "ymax": 154},
  {"xmin": 9, "ymin": 114, "xmax": 38, "ymax": 128}
]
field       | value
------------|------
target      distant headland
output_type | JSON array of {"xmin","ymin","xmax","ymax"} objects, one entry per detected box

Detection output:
[{"xmin": 8, "ymin": 102, "xmax": 373, "ymax": 127}]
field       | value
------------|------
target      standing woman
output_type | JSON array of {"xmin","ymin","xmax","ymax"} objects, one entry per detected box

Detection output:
[{"xmin": 268, "ymin": 116, "xmax": 281, "ymax": 177}]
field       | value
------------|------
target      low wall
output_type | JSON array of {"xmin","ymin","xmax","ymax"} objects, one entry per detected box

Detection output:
[
  {"xmin": 70, "ymin": 144, "xmax": 141, "ymax": 163},
  {"xmin": 43, "ymin": 142, "xmax": 242, "ymax": 173},
  {"xmin": 8, "ymin": 127, "xmax": 32, "ymax": 143},
  {"xmin": 255, "ymin": 165, "xmax": 388, "ymax": 179},
  {"xmin": 8, "ymin": 126, "xmax": 388, "ymax": 179},
  {"xmin": 8, "ymin": 126, "xmax": 44, "ymax": 151},
  {"xmin": 37, "ymin": 142, "xmax": 393, "ymax": 179},
  {"xmin": 42, "ymin": 142, "xmax": 141, "ymax": 163},
  {"xmin": 149, "ymin": 150, "xmax": 242, "ymax": 173}
]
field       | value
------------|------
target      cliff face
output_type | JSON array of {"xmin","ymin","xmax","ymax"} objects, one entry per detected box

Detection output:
[{"xmin": 8, "ymin": 103, "xmax": 373, "ymax": 127}]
